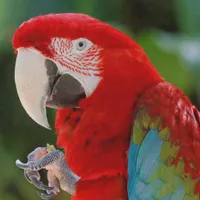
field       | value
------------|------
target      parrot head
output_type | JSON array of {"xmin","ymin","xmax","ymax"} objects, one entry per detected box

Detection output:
[{"xmin": 13, "ymin": 13, "xmax": 163, "ymax": 129}]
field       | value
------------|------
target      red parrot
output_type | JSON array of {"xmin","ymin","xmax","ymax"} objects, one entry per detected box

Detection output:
[{"xmin": 13, "ymin": 13, "xmax": 200, "ymax": 200}]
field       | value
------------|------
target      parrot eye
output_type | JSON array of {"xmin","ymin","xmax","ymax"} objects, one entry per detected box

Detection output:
[
  {"xmin": 74, "ymin": 38, "xmax": 93, "ymax": 52},
  {"xmin": 77, "ymin": 41, "xmax": 86, "ymax": 50},
  {"xmin": 76, "ymin": 40, "xmax": 87, "ymax": 51}
]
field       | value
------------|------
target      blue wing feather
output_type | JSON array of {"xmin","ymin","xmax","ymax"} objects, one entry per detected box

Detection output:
[
  {"xmin": 128, "ymin": 129, "xmax": 167, "ymax": 199},
  {"xmin": 127, "ymin": 119, "xmax": 189, "ymax": 199}
]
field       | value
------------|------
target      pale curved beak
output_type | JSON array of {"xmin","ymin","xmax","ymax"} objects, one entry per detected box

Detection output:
[
  {"xmin": 15, "ymin": 48, "xmax": 51, "ymax": 129},
  {"xmin": 14, "ymin": 48, "xmax": 86, "ymax": 130}
]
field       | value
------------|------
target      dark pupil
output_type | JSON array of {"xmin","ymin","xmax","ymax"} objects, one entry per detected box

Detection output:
[{"xmin": 79, "ymin": 41, "xmax": 84, "ymax": 47}]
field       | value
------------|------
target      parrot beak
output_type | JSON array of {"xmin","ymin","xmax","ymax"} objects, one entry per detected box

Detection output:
[{"xmin": 15, "ymin": 48, "xmax": 85, "ymax": 129}]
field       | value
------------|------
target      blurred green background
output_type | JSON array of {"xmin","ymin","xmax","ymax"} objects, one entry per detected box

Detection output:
[{"xmin": 0, "ymin": 0, "xmax": 200, "ymax": 200}]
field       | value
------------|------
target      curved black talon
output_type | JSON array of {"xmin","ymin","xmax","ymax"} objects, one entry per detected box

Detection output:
[
  {"xmin": 37, "ymin": 191, "xmax": 57, "ymax": 200},
  {"xmin": 30, "ymin": 176, "xmax": 54, "ymax": 191},
  {"xmin": 24, "ymin": 170, "xmax": 53, "ymax": 190},
  {"xmin": 24, "ymin": 170, "xmax": 32, "ymax": 183}
]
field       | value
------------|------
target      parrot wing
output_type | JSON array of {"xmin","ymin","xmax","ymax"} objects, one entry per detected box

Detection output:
[{"xmin": 127, "ymin": 82, "xmax": 200, "ymax": 200}]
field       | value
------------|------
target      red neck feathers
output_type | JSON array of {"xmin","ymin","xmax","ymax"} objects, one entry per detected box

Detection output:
[{"xmin": 55, "ymin": 46, "xmax": 163, "ymax": 200}]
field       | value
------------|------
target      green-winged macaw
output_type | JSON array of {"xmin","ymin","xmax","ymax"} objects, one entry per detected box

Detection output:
[{"xmin": 13, "ymin": 13, "xmax": 200, "ymax": 200}]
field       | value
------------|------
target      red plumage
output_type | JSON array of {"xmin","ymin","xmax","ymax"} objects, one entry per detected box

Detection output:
[
  {"xmin": 13, "ymin": 13, "xmax": 192, "ymax": 199},
  {"xmin": 13, "ymin": 13, "xmax": 136, "ymax": 56},
  {"xmin": 53, "ymin": 41, "xmax": 163, "ymax": 199}
]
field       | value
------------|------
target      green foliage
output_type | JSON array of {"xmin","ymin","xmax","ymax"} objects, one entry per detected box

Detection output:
[
  {"xmin": 136, "ymin": 31, "xmax": 195, "ymax": 93},
  {"xmin": 175, "ymin": 0, "xmax": 200, "ymax": 34},
  {"xmin": 0, "ymin": 0, "xmax": 200, "ymax": 200}
]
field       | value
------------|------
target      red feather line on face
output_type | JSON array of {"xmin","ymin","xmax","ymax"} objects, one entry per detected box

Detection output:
[{"xmin": 49, "ymin": 38, "xmax": 103, "ymax": 77}]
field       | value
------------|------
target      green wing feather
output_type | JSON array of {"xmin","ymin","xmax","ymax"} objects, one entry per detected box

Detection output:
[{"xmin": 128, "ymin": 108, "xmax": 199, "ymax": 200}]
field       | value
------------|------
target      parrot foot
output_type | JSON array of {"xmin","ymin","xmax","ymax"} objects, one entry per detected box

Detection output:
[
  {"xmin": 16, "ymin": 149, "xmax": 62, "ymax": 171},
  {"xmin": 15, "ymin": 144, "xmax": 80, "ymax": 199}
]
